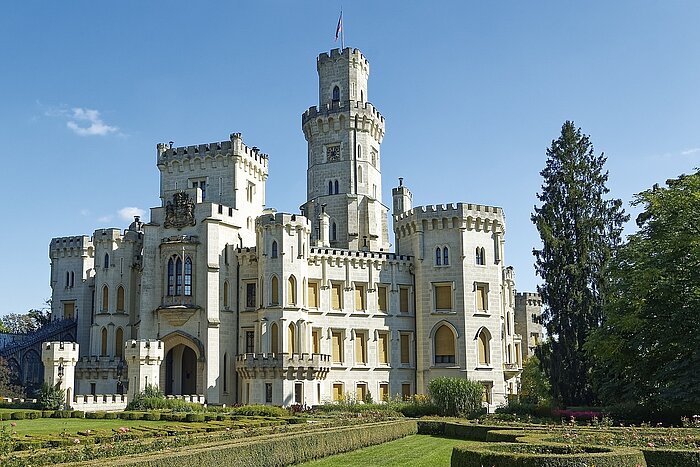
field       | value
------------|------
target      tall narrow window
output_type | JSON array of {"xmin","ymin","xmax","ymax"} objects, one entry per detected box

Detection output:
[
  {"xmin": 271, "ymin": 241, "xmax": 278, "ymax": 258},
  {"xmin": 167, "ymin": 258, "xmax": 175, "ymax": 296},
  {"xmin": 434, "ymin": 325, "xmax": 456, "ymax": 364},
  {"xmin": 332, "ymin": 331, "xmax": 343, "ymax": 363},
  {"xmin": 331, "ymin": 222, "xmax": 337, "ymax": 241},
  {"xmin": 399, "ymin": 287, "xmax": 410, "ymax": 313},
  {"xmin": 400, "ymin": 334, "xmax": 410, "ymax": 364},
  {"xmin": 435, "ymin": 284, "xmax": 452, "ymax": 311},
  {"xmin": 334, "ymin": 180, "xmax": 339, "ymax": 194},
  {"xmin": 223, "ymin": 281, "xmax": 229, "ymax": 308},
  {"xmin": 223, "ymin": 353, "xmax": 227, "ymax": 392},
  {"xmin": 476, "ymin": 247, "xmax": 486, "ymax": 265},
  {"xmin": 65, "ymin": 272, "xmax": 70, "ymax": 288},
  {"xmin": 270, "ymin": 323, "xmax": 279, "ymax": 354},
  {"xmin": 288, "ymin": 323, "xmax": 296, "ymax": 354},
  {"xmin": 435, "ymin": 247, "xmax": 442, "ymax": 266},
  {"xmin": 102, "ymin": 285, "xmax": 109, "ymax": 311},
  {"xmin": 312, "ymin": 329, "xmax": 320, "ymax": 354},
  {"xmin": 477, "ymin": 328, "xmax": 491, "ymax": 365},
  {"xmin": 476, "ymin": 284, "xmax": 488, "ymax": 312},
  {"xmin": 116, "ymin": 286, "xmax": 125, "ymax": 311},
  {"xmin": 328, "ymin": 181, "xmax": 333, "ymax": 195},
  {"xmin": 355, "ymin": 332, "xmax": 366, "ymax": 364},
  {"xmin": 308, "ymin": 281, "xmax": 319, "ymax": 308},
  {"xmin": 287, "ymin": 275, "xmax": 297, "ymax": 306},
  {"xmin": 246, "ymin": 283, "xmax": 257, "ymax": 308},
  {"xmin": 104, "ymin": 253, "xmax": 110, "ymax": 269},
  {"xmin": 378, "ymin": 333, "xmax": 388, "ymax": 364},
  {"xmin": 245, "ymin": 330, "xmax": 255, "ymax": 353},
  {"xmin": 271, "ymin": 276, "xmax": 279, "ymax": 305},
  {"xmin": 357, "ymin": 166, "xmax": 363, "ymax": 183},
  {"xmin": 357, "ymin": 145, "xmax": 362, "ymax": 159},
  {"xmin": 175, "ymin": 257, "xmax": 183, "ymax": 295},
  {"xmin": 331, "ymin": 283, "xmax": 342, "ymax": 310},
  {"xmin": 184, "ymin": 257, "xmax": 192, "ymax": 296},
  {"xmin": 377, "ymin": 285, "xmax": 388, "ymax": 312},
  {"xmin": 100, "ymin": 327, "xmax": 108, "ymax": 356},
  {"xmin": 115, "ymin": 327, "xmax": 124, "ymax": 359},
  {"xmin": 70, "ymin": 271, "xmax": 75, "ymax": 288},
  {"xmin": 332, "ymin": 85, "xmax": 340, "ymax": 102},
  {"xmin": 379, "ymin": 383, "xmax": 389, "ymax": 402},
  {"xmin": 354, "ymin": 284, "xmax": 365, "ymax": 311},
  {"xmin": 443, "ymin": 247, "xmax": 449, "ymax": 265}
]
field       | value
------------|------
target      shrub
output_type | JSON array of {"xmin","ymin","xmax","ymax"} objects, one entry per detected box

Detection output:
[
  {"xmin": 104, "ymin": 411, "xmax": 118, "ymax": 419},
  {"xmin": 51, "ymin": 410, "xmax": 71, "ymax": 418},
  {"xmin": 71, "ymin": 410, "xmax": 85, "ymax": 418},
  {"xmin": 230, "ymin": 405, "xmax": 289, "ymax": 418},
  {"xmin": 143, "ymin": 412, "xmax": 161, "ymax": 421},
  {"xmin": 185, "ymin": 413, "xmax": 205, "ymax": 422},
  {"xmin": 428, "ymin": 377, "xmax": 483, "ymax": 417},
  {"xmin": 642, "ymin": 448, "xmax": 700, "ymax": 467},
  {"xmin": 37, "ymin": 383, "xmax": 65, "ymax": 410},
  {"xmin": 25, "ymin": 411, "xmax": 40, "ymax": 419},
  {"xmin": 10, "ymin": 412, "xmax": 25, "ymax": 420}
]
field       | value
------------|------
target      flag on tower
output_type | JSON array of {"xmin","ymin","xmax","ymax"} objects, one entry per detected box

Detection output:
[{"xmin": 335, "ymin": 11, "xmax": 343, "ymax": 42}]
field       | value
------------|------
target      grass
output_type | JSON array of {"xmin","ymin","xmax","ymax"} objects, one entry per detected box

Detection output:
[
  {"xmin": 300, "ymin": 435, "xmax": 465, "ymax": 466},
  {"xmin": 0, "ymin": 417, "xmax": 175, "ymax": 435}
]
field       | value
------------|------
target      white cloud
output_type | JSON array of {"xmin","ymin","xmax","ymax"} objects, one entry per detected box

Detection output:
[
  {"xmin": 97, "ymin": 215, "xmax": 113, "ymax": 223},
  {"xmin": 680, "ymin": 147, "xmax": 700, "ymax": 156},
  {"xmin": 118, "ymin": 207, "xmax": 145, "ymax": 221},
  {"xmin": 44, "ymin": 105, "xmax": 118, "ymax": 136}
]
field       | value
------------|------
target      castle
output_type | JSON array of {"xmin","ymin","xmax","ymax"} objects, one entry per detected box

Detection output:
[{"xmin": 47, "ymin": 47, "xmax": 541, "ymax": 410}]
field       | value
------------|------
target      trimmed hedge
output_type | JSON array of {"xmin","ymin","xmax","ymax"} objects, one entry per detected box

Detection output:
[
  {"xmin": 642, "ymin": 448, "xmax": 700, "ymax": 467},
  {"xmin": 451, "ymin": 442, "xmax": 646, "ymax": 467},
  {"xmin": 89, "ymin": 419, "xmax": 418, "ymax": 466},
  {"xmin": 229, "ymin": 405, "xmax": 289, "ymax": 418}
]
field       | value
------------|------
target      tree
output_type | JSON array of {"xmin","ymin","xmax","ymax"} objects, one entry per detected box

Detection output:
[
  {"xmin": 1, "ymin": 301, "xmax": 51, "ymax": 334},
  {"xmin": 531, "ymin": 121, "xmax": 628, "ymax": 406},
  {"xmin": 586, "ymin": 171, "xmax": 700, "ymax": 416},
  {"xmin": 519, "ymin": 356, "xmax": 551, "ymax": 405},
  {"xmin": 0, "ymin": 357, "xmax": 24, "ymax": 399}
]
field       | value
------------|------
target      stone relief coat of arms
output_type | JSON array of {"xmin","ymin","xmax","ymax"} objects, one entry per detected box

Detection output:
[{"xmin": 164, "ymin": 192, "xmax": 196, "ymax": 229}]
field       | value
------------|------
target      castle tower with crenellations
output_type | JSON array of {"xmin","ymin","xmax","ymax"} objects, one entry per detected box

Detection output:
[{"xmin": 301, "ymin": 48, "xmax": 389, "ymax": 252}]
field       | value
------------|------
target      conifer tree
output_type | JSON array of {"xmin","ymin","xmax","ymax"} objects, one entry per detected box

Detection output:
[{"xmin": 531, "ymin": 121, "xmax": 627, "ymax": 406}]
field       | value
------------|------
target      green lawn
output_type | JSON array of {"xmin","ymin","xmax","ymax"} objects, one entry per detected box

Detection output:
[
  {"xmin": 300, "ymin": 435, "xmax": 465, "ymax": 467},
  {"xmin": 0, "ymin": 416, "xmax": 176, "ymax": 436}
]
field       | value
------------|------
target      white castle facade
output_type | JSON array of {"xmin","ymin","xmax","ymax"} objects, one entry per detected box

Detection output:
[{"xmin": 48, "ymin": 48, "xmax": 539, "ymax": 411}]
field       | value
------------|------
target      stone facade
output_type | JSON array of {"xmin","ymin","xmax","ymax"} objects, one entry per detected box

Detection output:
[
  {"xmin": 48, "ymin": 47, "xmax": 540, "ymax": 411},
  {"xmin": 514, "ymin": 292, "xmax": 543, "ymax": 360}
]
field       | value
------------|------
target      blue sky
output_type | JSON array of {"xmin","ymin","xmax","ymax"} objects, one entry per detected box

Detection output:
[{"xmin": 2, "ymin": 2, "xmax": 700, "ymax": 315}]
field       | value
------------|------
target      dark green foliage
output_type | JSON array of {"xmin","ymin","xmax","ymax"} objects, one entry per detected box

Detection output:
[
  {"xmin": 86, "ymin": 411, "xmax": 106, "ymax": 419},
  {"xmin": 104, "ymin": 411, "xmax": 119, "ymax": 419},
  {"xmin": 451, "ymin": 442, "xmax": 645, "ymax": 467},
  {"xmin": 229, "ymin": 405, "xmax": 289, "ymax": 417},
  {"xmin": 126, "ymin": 384, "xmax": 202, "ymax": 412},
  {"xmin": 428, "ymin": 377, "xmax": 483, "ymax": 417},
  {"xmin": 10, "ymin": 412, "xmax": 25, "ymax": 420},
  {"xmin": 532, "ymin": 121, "xmax": 628, "ymax": 406},
  {"xmin": 71, "ymin": 410, "xmax": 85, "ymax": 418},
  {"xmin": 642, "ymin": 448, "xmax": 700, "ymax": 467},
  {"xmin": 185, "ymin": 413, "xmax": 205, "ymax": 422},
  {"xmin": 37, "ymin": 383, "xmax": 65, "ymax": 410},
  {"xmin": 519, "ymin": 356, "xmax": 551, "ymax": 405},
  {"xmin": 495, "ymin": 402, "xmax": 552, "ymax": 419},
  {"xmin": 0, "ymin": 357, "xmax": 25, "ymax": 399},
  {"xmin": 51, "ymin": 410, "xmax": 71, "ymax": 418},
  {"xmin": 142, "ymin": 412, "xmax": 161, "ymax": 421},
  {"xmin": 586, "ymin": 170, "xmax": 700, "ymax": 418}
]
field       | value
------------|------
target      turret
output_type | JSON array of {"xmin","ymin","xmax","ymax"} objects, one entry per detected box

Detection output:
[{"xmin": 392, "ymin": 177, "xmax": 413, "ymax": 215}]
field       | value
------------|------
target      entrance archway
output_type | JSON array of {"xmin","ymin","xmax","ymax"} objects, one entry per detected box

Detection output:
[{"xmin": 165, "ymin": 344, "xmax": 198, "ymax": 395}]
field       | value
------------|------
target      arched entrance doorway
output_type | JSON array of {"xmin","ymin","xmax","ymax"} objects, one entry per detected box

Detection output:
[{"xmin": 165, "ymin": 344, "xmax": 198, "ymax": 395}]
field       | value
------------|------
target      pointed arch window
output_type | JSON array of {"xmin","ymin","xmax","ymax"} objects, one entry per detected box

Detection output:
[
  {"xmin": 288, "ymin": 323, "xmax": 296, "ymax": 354},
  {"xmin": 101, "ymin": 285, "xmax": 109, "ymax": 311},
  {"xmin": 334, "ymin": 180, "xmax": 339, "ymax": 194},
  {"xmin": 476, "ymin": 247, "xmax": 486, "ymax": 265},
  {"xmin": 184, "ymin": 257, "xmax": 192, "ymax": 296},
  {"xmin": 287, "ymin": 275, "xmax": 297, "ymax": 306},
  {"xmin": 435, "ymin": 247, "xmax": 442, "ymax": 266},
  {"xmin": 100, "ymin": 327, "xmax": 108, "ymax": 356},
  {"xmin": 270, "ymin": 322, "xmax": 279, "ymax": 354},
  {"xmin": 167, "ymin": 257, "xmax": 175, "ymax": 295},
  {"xmin": 331, "ymin": 222, "xmax": 337, "ymax": 241},
  {"xmin": 104, "ymin": 253, "xmax": 110, "ymax": 269},
  {"xmin": 443, "ymin": 247, "xmax": 449, "ymax": 265},
  {"xmin": 271, "ymin": 240, "xmax": 278, "ymax": 258},
  {"xmin": 116, "ymin": 286, "xmax": 125, "ymax": 311},
  {"xmin": 65, "ymin": 271, "xmax": 70, "ymax": 288},
  {"xmin": 70, "ymin": 271, "xmax": 75, "ymax": 288},
  {"xmin": 434, "ymin": 325, "xmax": 456, "ymax": 364},
  {"xmin": 477, "ymin": 328, "xmax": 491, "ymax": 366},
  {"xmin": 328, "ymin": 181, "xmax": 333, "ymax": 195},
  {"xmin": 271, "ymin": 276, "xmax": 279, "ymax": 305},
  {"xmin": 332, "ymin": 85, "xmax": 340, "ymax": 102},
  {"xmin": 357, "ymin": 166, "xmax": 363, "ymax": 183},
  {"xmin": 223, "ymin": 281, "xmax": 229, "ymax": 308},
  {"xmin": 115, "ymin": 327, "xmax": 124, "ymax": 359}
]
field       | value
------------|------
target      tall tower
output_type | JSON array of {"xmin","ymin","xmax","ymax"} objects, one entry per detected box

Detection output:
[{"xmin": 301, "ymin": 48, "xmax": 389, "ymax": 251}]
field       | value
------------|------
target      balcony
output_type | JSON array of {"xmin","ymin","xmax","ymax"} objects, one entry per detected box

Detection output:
[
  {"xmin": 503, "ymin": 362, "xmax": 521, "ymax": 376},
  {"xmin": 235, "ymin": 353, "xmax": 331, "ymax": 380}
]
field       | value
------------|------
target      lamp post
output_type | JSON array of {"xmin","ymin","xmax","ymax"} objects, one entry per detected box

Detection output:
[{"xmin": 116, "ymin": 359, "xmax": 124, "ymax": 395}]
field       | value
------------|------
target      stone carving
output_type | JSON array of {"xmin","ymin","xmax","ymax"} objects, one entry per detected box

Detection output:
[
  {"xmin": 164, "ymin": 192, "xmax": 196, "ymax": 229},
  {"xmin": 326, "ymin": 145, "xmax": 340, "ymax": 162}
]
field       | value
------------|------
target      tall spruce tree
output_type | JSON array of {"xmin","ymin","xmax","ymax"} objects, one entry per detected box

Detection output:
[{"xmin": 532, "ymin": 121, "xmax": 628, "ymax": 406}]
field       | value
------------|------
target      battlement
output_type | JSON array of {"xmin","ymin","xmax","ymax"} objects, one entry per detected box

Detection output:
[
  {"xmin": 394, "ymin": 203, "xmax": 502, "ymax": 222},
  {"xmin": 516, "ymin": 292, "xmax": 543, "ymax": 307},
  {"xmin": 157, "ymin": 132, "xmax": 268, "ymax": 170},
  {"xmin": 42, "ymin": 341, "xmax": 79, "ymax": 360},
  {"xmin": 302, "ymin": 100, "xmax": 385, "ymax": 126},
  {"xmin": 257, "ymin": 212, "xmax": 310, "ymax": 230},
  {"xmin": 309, "ymin": 246, "xmax": 413, "ymax": 263},
  {"xmin": 125, "ymin": 339, "xmax": 164, "ymax": 353},
  {"xmin": 50, "ymin": 236, "xmax": 92, "ymax": 255},
  {"xmin": 317, "ymin": 48, "xmax": 369, "ymax": 69},
  {"xmin": 93, "ymin": 228, "xmax": 122, "ymax": 242}
]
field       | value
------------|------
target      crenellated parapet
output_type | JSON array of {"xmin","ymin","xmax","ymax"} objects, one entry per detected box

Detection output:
[
  {"xmin": 156, "ymin": 132, "xmax": 268, "ymax": 180},
  {"xmin": 317, "ymin": 48, "xmax": 369, "ymax": 73},
  {"xmin": 393, "ymin": 202, "xmax": 505, "ymax": 239},
  {"xmin": 515, "ymin": 292, "xmax": 542, "ymax": 308},
  {"xmin": 50, "ymin": 235, "xmax": 93, "ymax": 259},
  {"xmin": 257, "ymin": 212, "xmax": 311, "ymax": 233},
  {"xmin": 301, "ymin": 101, "xmax": 385, "ymax": 143}
]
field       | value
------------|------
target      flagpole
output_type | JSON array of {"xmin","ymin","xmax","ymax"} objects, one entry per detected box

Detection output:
[{"xmin": 341, "ymin": 10, "xmax": 345, "ymax": 50}]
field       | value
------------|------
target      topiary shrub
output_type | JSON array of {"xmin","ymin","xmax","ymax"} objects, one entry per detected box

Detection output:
[
  {"xmin": 37, "ymin": 383, "xmax": 65, "ymax": 411},
  {"xmin": 143, "ymin": 412, "xmax": 161, "ymax": 421},
  {"xmin": 428, "ymin": 377, "xmax": 483, "ymax": 417},
  {"xmin": 230, "ymin": 405, "xmax": 290, "ymax": 418},
  {"xmin": 104, "ymin": 411, "xmax": 118, "ymax": 419},
  {"xmin": 185, "ymin": 413, "xmax": 205, "ymax": 422},
  {"xmin": 71, "ymin": 410, "xmax": 85, "ymax": 418},
  {"xmin": 10, "ymin": 412, "xmax": 25, "ymax": 420}
]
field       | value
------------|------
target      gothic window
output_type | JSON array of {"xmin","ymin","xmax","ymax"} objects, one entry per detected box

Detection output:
[
  {"xmin": 435, "ymin": 247, "xmax": 442, "ymax": 266},
  {"xmin": 434, "ymin": 325, "xmax": 456, "ymax": 364},
  {"xmin": 223, "ymin": 281, "xmax": 229, "ymax": 308},
  {"xmin": 360, "ymin": 90, "xmax": 364, "ymax": 102},
  {"xmin": 477, "ymin": 328, "xmax": 491, "ymax": 366},
  {"xmin": 175, "ymin": 257, "xmax": 183, "ymax": 295},
  {"xmin": 332, "ymin": 85, "xmax": 340, "ymax": 102},
  {"xmin": 223, "ymin": 353, "xmax": 228, "ymax": 392},
  {"xmin": 357, "ymin": 166, "xmax": 363, "ymax": 183},
  {"xmin": 65, "ymin": 271, "xmax": 70, "ymax": 288},
  {"xmin": 115, "ymin": 327, "xmax": 124, "ymax": 359},
  {"xmin": 476, "ymin": 283, "xmax": 488, "ymax": 312},
  {"xmin": 270, "ymin": 322, "xmax": 279, "ymax": 354},
  {"xmin": 271, "ymin": 276, "xmax": 279, "ymax": 305},
  {"xmin": 245, "ymin": 330, "xmax": 255, "ymax": 353},
  {"xmin": 184, "ymin": 257, "xmax": 192, "ymax": 296},
  {"xmin": 116, "ymin": 286, "xmax": 125, "ymax": 311},
  {"xmin": 271, "ymin": 241, "xmax": 278, "ymax": 258},
  {"xmin": 167, "ymin": 257, "xmax": 175, "ymax": 295},
  {"xmin": 167, "ymin": 254, "xmax": 193, "ymax": 297},
  {"xmin": 334, "ymin": 180, "xmax": 339, "ymax": 194},
  {"xmin": 328, "ymin": 181, "xmax": 333, "ymax": 195},
  {"xmin": 476, "ymin": 247, "xmax": 486, "ymax": 265},
  {"xmin": 104, "ymin": 253, "xmax": 110, "ymax": 269},
  {"xmin": 246, "ymin": 283, "xmax": 257, "ymax": 309},
  {"xmin": 331, "ymin": 222, "xmax": 337, "ymax": 241},
  {"xmin": 443, "ymin": 247, "xmax": 449, "ymax": 265},
  {"xmin": 70, "ymin": 271, "xmax": 75, "ymax": 288},
  {"xmin": 357, "ymin": 145, "xmax": 362, "ymax": 159},
  {"xmin": 101, "ymin": 285, "xmax": 109, "ymax": 311},
  {"xmin": 288, "ymin": 323, "xmax": 296, "ymax": 353},
  {"xmin": 287, "ymin": 275, "xmax": 297, "ymax": 306},
  {"xmin": 100, "ymin": 327, "xmax": 108, "ymax": 356}
]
